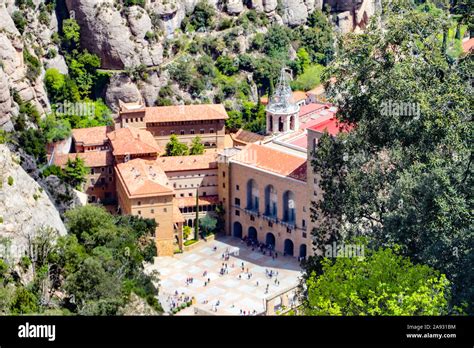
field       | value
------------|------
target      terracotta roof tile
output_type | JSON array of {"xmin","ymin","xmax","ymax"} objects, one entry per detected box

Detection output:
[
  {"xmin": 232, "ymin": 144, "xmax": 307, "ymax": 182},
  {"xmin": 173, "ymin": 204, "xmax": 185, "ymax": 222},
  {"xmin": 53, "ymin": 151, "xmax": 113, "ymax": 168},
  {"xmin": 232, "ymin": 129, "xmax": 266, "ymax": 144},
  {"xmin": 292, "ymin": 90, "xmax": 307, "ymax": 102},
  {"xmin": 143, "ymin": 104, "xmax": 228, "ymax": 123},
  {"xmin": 462, "ymin": 38, "xmax": 474, "ymax": 53},
  {"xmin": 107, "ymin": 127, "xmax": 160, "ymax": 156},
  {"xmin": 72, "ymin": 126, "xmax": 112, "ymax": 146},
  {"xmin": 116, "ymin": 158, "xmax": 173, "ymax": 198},
  {"xmin": 176, "ymin": 195, "xmax": 219, "ymax": 207},
  {"xmin": 157, "ymin": 153, "xmax": 218, "ymax": 172}
]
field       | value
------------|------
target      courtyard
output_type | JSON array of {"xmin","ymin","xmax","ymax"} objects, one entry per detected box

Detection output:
[{"xmin": 146, "ymin": 236, "xmax": 303, "ymax": 315}]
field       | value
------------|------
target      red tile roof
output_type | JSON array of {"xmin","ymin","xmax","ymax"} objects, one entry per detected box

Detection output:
[
  {"xmin": 72, "ymin": 126, "xmax": 112, "ymax": 146},
  {"xmin": 142, "ymin": 104, "xmax": 228, "ymax": 123},
  {"xmin": 231, "ymin": 129, "xmax": 266, "ymax": 144},
  {"xmin": 53, "ymin": 151, "xmax": 113, "ymax": 168},
  {"xmin": 157, "ymin": 153, "xmax": 218, "ymax": 172},
  {"xmin": 173, "ymin": 204, "xmax": 185, "ymax": 222},
  {"xmin": 462, "ymin": 38, "xmax": 474, "ymax": 53},
  {"xmin": 115, "ymin": 158, "xmax": 174, "ymax": 198},
  {"xmin": 232, "ymin": 143, "xmax": 307, "ymax": 182},
  {"xmin": 176, "ymin": 195, "xmax": 219, "ymax": 208},
  {"xmin": 308, "ymin": 117, "xmax": 353, "ymax": 136},
  {"xmin": 107, "ymin": 127, "xmax": 160, "ymax": 156},
  {"xmin": 298, "ymin": 103, "xmax": 328, "ymax": 118}
]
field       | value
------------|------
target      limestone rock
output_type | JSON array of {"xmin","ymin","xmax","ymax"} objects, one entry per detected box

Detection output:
[
  {"xmin": 65, "ymin": 0, "xmax": 139, "ymax": 69},
  {"xmin": 127, "ymin": 6, "xmax": 152, "ymax": 39},
  {"xmin": 0, "ymin": 144, "xmax": 67, "ymax": 263},
  {"xmin": 105, "ymin": 74, "xmax": 142, "ymax": 112},
  {"xmin": 0, "ymin": 68, "xmax": 13, "ymax": 131},
  {"xmin": 226, "ymin": 0, "xmax": 244, "ymax": 15},
  {"xmin": 280, "ymin": 0, "xmax": 308, "ymax": 26}
]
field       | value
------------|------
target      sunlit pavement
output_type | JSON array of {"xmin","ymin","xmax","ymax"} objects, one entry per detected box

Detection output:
[{"xmin": 145, "ymin": 236, "xmax": 302, "ymax": 315}]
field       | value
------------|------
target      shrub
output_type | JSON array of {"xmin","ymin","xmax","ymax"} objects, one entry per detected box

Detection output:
[
  {"xmin": 23, "ymin": 48, "xmax": 41, "ymax": 82},
  {"xmin": 7, "ymin": 176, "xmax": 14, "ymax": 186},
  {"xmin": 12, "ymin": 11, "xmax": 27, "ymax": 34}
]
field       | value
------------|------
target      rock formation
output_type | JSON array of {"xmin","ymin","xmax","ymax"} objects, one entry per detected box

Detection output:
[{"xmin": 0, "ymin": 144, "xmax": 67, "ymax": 262}]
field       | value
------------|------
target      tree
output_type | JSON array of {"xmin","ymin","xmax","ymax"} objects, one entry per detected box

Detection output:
[
  {"xmin": 63, "ymin": 157, "xmax": 88, "ymax": 190},
  {"xmin": 199, "ymin": 215, "xmax": 217, "ymax": 236},
  {"xmin": 62, "ymin": 18, "xmax": 80, "ymax": 50},
  {"xmin": 189, "ymin": 0, "xmax": 216, "ymax": 30},
  {"xmin": 308, "ymin": 5, "xmax": 473, "ymax": 313},
  {"xmin": 189, "ymin": 136, "xmax": 205, "ymax": 155},
  {"xmin": 165, "ymin": 134, "xmax": 189, "ymax": 156},
  {"xmin": 45, "ymin": 68, "xmax": 66, "ymax": 103},
  {"xmin": 304, "ymin": 247, "xmax": 450, "ymax": 315},
  {"xmin": 216, "ymin": 55, "xmax": 238, "ymax": 76},
  {"xmin": 183, "ymin": 225, "xmax": 192, "ymax": 240},
  {"xmin": 10, "ymin": 287, "xmax": 39, "ymax": 314}
]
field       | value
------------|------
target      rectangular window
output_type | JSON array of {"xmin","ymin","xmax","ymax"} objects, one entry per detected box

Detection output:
[
  {"xmin": 200, "ymin": 129, "xmax": 204, "ymax": 134},
  {"xmin": 163, "ymin": 208, "xmax": 167, "ymax": 212},
  {"xmin": 180, "ymin": 130, "xmax": 185, "ymax": 135},
  {"xmin": 191, "ymin": 129, "xmax": 195, "ymax": 134},
  {"xmin": 302, "ymin": 219, "xmax": 306, "ymax": 227},
  {"xmin": 223, "ymin": 183, "xmax": 225, "ymax": 188},
  {"xmin": 235, "ymin": 210, "xmax": 240, "ymax": 216},
  {"xmin": 91, "ymin": 178, "xmax": 95, "ymax": 185},
  {"xmin": 151, "ymin": 209, "xmax": 154, "ymax": 214},
  {"xmin": 90, "ymin": 168, "xmax": 95, "ymax": 174},
  {"xmin": 236, "ymin": 185, "xmax": 239, "ymax": 191},
  {"xmin": 138, "ymin": 210, "xmax": 141, "ymax": 215},
  {"xmin": 222, "ymin": 171, "xmax": 225, "ymax": 177},
  {"xmin": 203, "ymin": 192, "xmax": 207, "ymax": 196},
  {"xmin": 234, "ymin": 198, "xmax": 240, "ymax": 206},
  {"xmin": 268, "ymin": 221, "xmax": 273, "ymax": 227},
  {"xmin": 210, "ymin": 128, "xmax": 215, "ymax": 133},
  {"xmin": 250, "ymin": 215, "xmax": 255, "ymax": 221}
]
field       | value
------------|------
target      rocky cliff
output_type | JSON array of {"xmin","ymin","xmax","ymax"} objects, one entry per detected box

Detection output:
[{"xmin": 0, "ymin": 144, "xmax": 67, "ymax": 262}]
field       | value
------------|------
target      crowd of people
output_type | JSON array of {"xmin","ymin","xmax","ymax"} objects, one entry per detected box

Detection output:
[{"xmin": 173, "ymin": 240, "xmax": 289, "ymax": 315}]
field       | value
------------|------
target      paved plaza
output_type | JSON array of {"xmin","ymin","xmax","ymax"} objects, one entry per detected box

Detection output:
[{"xmin": 146, "ymin": 236, "xmax": 302, "ymax": 315}]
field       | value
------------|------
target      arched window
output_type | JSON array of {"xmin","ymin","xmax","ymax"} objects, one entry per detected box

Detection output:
[
  {"xmin": 269, "ymin": 115, "xmax": 273, "ymax": 132},
  {"xmin": 290, "ymin": 115, "xmax": 295, "ymax": 130},
  {"xmin": 264, "ymin": 185, "xmax": 277, "ymax": 217},
  {"xmin": 283, "ymin": 190, "xmax": 296, "ymax": 224},
  {"xmin": 246, "ymin": 179, "xmax": 259, "ymax": 212},
  {"xmin": 278, "ymin": 116, "xmax": 284, "ymax": 132}
]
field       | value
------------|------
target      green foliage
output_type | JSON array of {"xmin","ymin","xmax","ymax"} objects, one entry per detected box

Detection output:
[
  {"xmin": 188, "ymin": 0, "xmax": 216, "ymax": 31},
  {"xmin": 58, "ymin": 206, "xmax": 161, "ymax": 314},
  {"xmin": 291, "ymin": 64, "xmax": 324, "ymax": 91},
  {"xmin": 189, "ymin": 136, "xmax": 205, "ymax": 155},
  {"xmin": 199, "ymin": 215, "xmax": 217, "ymax": 236},
  {"xmin": 169, "ymin": 58, "xmax": 193, "ymax": 89},
  {"xmin": 0, "ymin": 130, "xmax": 12, "ymax": 144},
  {"xmin": 263, "ymin": 25, "xmax": 291, "ymax": 60},
  {"xmin": 45, "ymin": 68, "xmax": 66, "ymax": 102},
  {"xmin": 7, "ymin": 176, "xmax": 14, "ymax": 186},
  {"xmin": 183, "ymin": 225, "xmax": 192, "ymax": 240},
  {"xmin": 23, "ymin": 48, "xmax": 41, "ymax": 82},
  {"xmin": 62, "ymin": 18, "xmax": 80, "ymax": 50},
  {"xmin": 68, "ymin": 50, "xmax": 101, "ymax": 97},
  {"xmin": 308, "ymin": 6, "xmax": 473, "ymax": 313},
  {"xmin": 63, "ymin": 157, "xmax": 88, "ymax": 190},
  {"xmin": 124, "ymin": 0, "xmax": 145, "ymax": 7},
  {"xmin": 216, "ymin": 55, "xmax": 238, "ymax": 76},
  {"xmin": 10, "ymin": 287, "xmax": 39, "ymax": 314},
  {"xmin": 12, "ymin": 11, "xmax": 27, "ymax": 34},
  {"xmin": 304, "ymin": 247, "xmax": 450, "ymax": 315},
  {"xmin": 165, "ymin": 134, "xmax": 189, "ymax": 156},
  {"xmin": 40, "ymin": 114, "xmax": 71, "ymax": 143}
]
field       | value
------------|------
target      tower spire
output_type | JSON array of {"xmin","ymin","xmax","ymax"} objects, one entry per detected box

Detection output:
[{"xmin": 266, "ymin": 68, "xmax": 298, "ymax": 114}]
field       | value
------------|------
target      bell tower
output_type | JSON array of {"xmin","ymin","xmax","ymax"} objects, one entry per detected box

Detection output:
[{"xmin": 265, "ymin": 69, "xmax": 300, "ymax": 135}]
